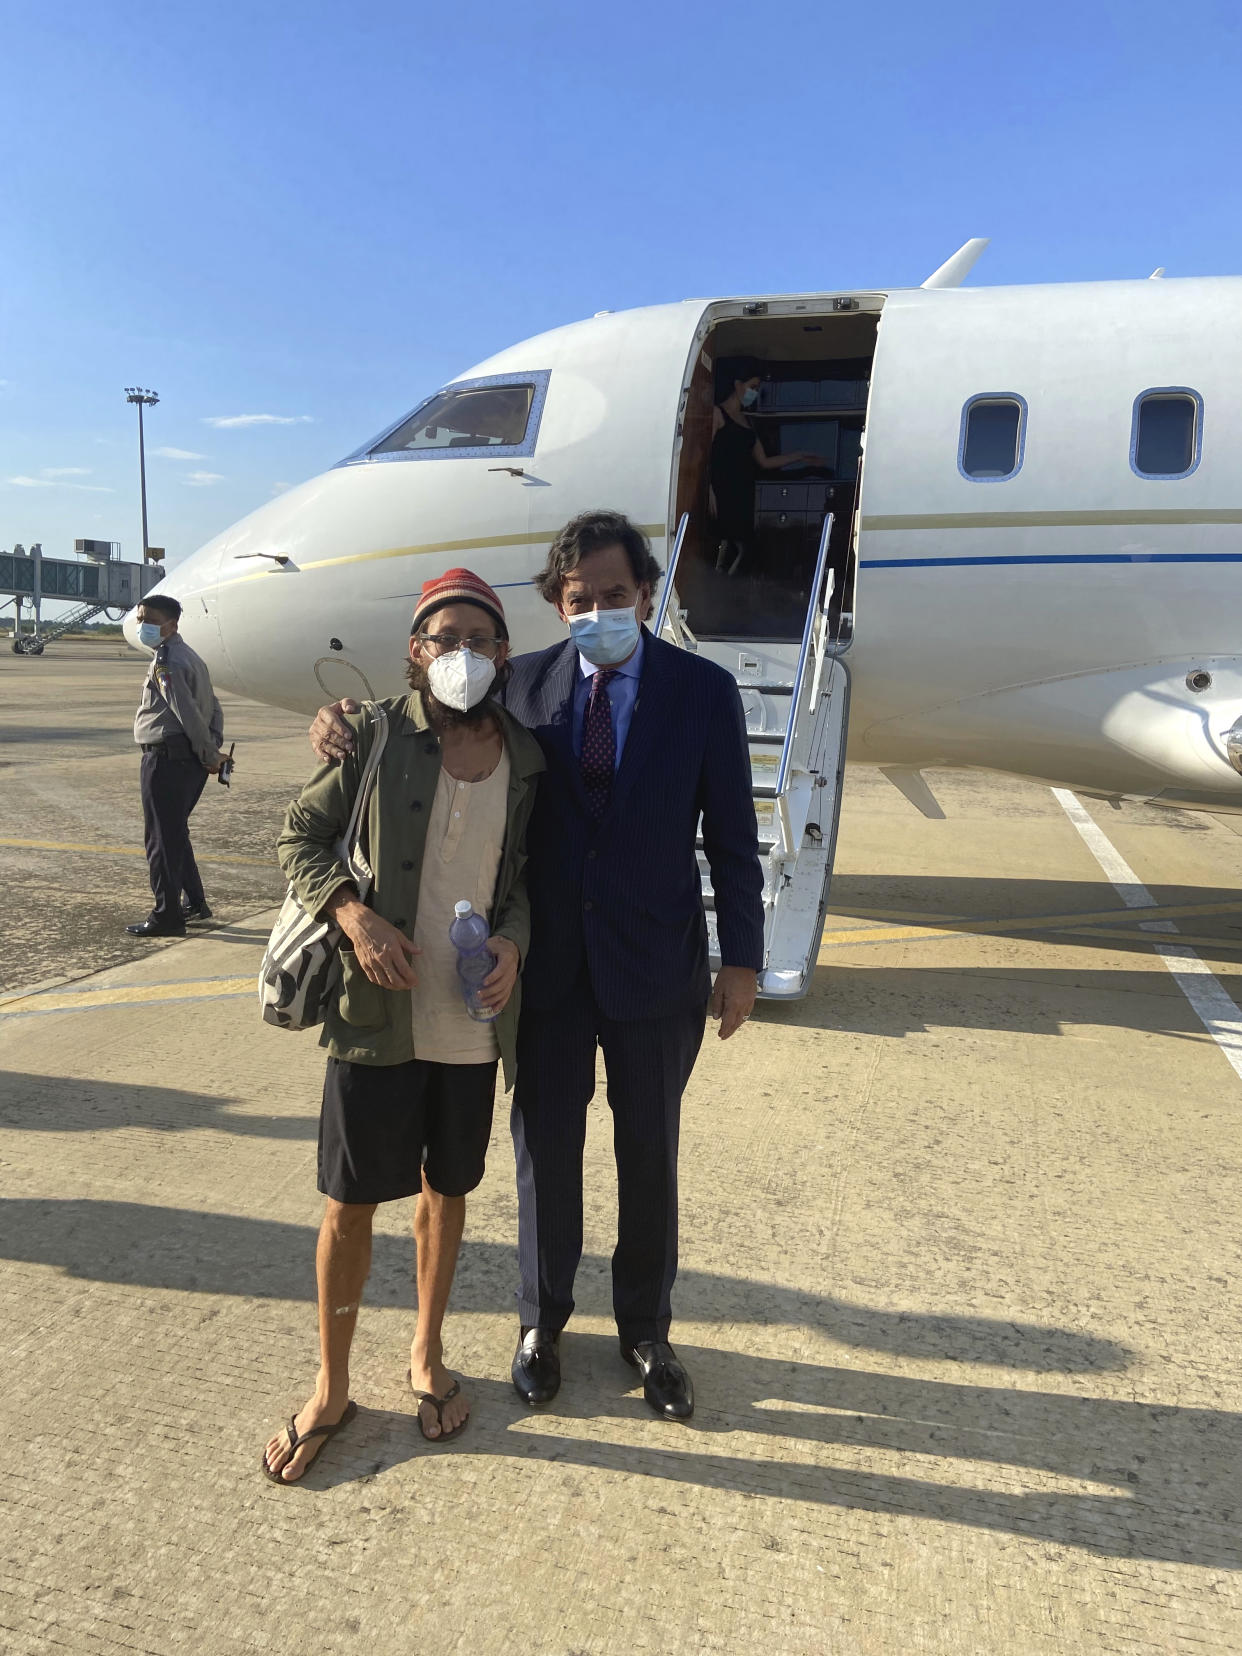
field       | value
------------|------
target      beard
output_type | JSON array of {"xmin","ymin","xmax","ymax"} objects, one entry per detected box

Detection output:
[{"xmin": 405, "ymin": 657, "xmax": 502, "ymax": 732}]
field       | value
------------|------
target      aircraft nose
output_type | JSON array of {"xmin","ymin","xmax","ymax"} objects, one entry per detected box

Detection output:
[{"xmin": 126, "ymin": 535, "xmax": 235, "ymax": 684}]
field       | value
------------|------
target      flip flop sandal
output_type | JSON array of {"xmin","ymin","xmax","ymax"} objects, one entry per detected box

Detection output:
[
  {"xmin": 406, "ymin": 1371, "xmax": 470, "ymax": 1443},
  {"xmin": 262, "ymin": 1399, "xmax": 358, "ymax": 1484}
]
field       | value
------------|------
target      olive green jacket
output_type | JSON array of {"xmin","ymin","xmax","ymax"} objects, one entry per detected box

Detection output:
[{"xmin": 276, "ymin": 693, "xmax": 544, "ymax": 1088}]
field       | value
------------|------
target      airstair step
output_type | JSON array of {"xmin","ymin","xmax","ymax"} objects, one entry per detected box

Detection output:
[
  {"xmin": 735, "ymin": 681, "xmax": 794, "ymax": 694},
  {"xmin": 752, "ymin": 784, "xmax": 779, "ymax": 799},
  {"xmin": 696, "ymin": 836, "xmax": 778, "ymax": 860},
  {"xmin": 747, "ymin": 732, "xmax": 786, "ymax": 746}
]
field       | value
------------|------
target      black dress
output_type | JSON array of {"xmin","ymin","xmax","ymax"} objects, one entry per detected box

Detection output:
[{"xmin": 709, "ymin": 410, "xmax": 759, "ymax": 542}]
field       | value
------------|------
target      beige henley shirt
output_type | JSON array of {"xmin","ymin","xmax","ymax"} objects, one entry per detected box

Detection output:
[{"xmin": 410, "ymin": 750, "xmax": 511, "ymax": 1065}]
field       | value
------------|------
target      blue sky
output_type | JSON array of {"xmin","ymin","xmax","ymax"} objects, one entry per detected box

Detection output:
[{"xmin": 3, "ymin": 0, "xmax": 1240, "ymax": 581}]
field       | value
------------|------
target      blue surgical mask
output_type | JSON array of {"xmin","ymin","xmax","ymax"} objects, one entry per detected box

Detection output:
[
  {"xmin": 568, "ymin": 601, "xmax": 642, "ymax": 667},
  {"xmin": 137, "ymin": 622, "xmax": 164, "ymax": 649},
  {"xmin": 740, "ymin": 386, "xmax": 759, "ymax": 409}
]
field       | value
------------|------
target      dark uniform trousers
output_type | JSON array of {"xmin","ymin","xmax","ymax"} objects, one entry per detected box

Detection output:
[
  {"xmin": 511, "ymin": 971, "xmax": 707, "ymax": 1347},
  {"xmin": 140, "ymin": 737, "xmax": 209, "ymax": 922}
]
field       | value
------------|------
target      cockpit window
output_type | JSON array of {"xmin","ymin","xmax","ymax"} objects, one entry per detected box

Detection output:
[
  {"xmin": 959, "ymin": 395, "xmax": 1026, "ymax": 481},
  {"xmin": 374, "ymin": 384, "xmax": 534, "ymax": 454},
  {"xmin": 337, "ymin": 370, "xmax": 551, "ymax": 466}
]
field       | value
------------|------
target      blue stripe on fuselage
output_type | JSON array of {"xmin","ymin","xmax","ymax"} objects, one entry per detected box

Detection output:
[{"xmin": 861, "ymin": 553, "xmax": 1242, "ymax": 569}]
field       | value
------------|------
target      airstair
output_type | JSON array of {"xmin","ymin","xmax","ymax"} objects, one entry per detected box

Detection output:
[
  {"xmin": 655, "ymin": 514, "xmax": 850, "ymax": 1000},
  {"xmin": 10, "ymin": 602, "xmax": 110, "ymax": 654}
]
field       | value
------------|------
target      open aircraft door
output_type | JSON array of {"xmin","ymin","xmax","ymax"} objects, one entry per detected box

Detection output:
[
  {"xmin": 455, "ymin": 299, "xmax": 715, "ymax": 617},
  {"xmin": 658, "ymin": 512, "xmax": 851, "ymax": 1000}
]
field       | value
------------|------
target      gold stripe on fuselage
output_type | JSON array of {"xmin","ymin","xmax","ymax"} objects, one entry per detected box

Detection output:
[{"xmin": 216, "ymin": 523, "xmax": 669, "ymax": 590}]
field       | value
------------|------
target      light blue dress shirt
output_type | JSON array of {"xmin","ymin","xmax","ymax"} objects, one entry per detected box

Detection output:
[{"xmin": 571, "ymin": 633, "xmax": 644, "ymax": 770}]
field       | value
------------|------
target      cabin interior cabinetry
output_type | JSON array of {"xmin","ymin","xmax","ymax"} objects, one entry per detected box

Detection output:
[{"xmin": 671, "ymin": 308, "xmax": 878, "ymax": 643}]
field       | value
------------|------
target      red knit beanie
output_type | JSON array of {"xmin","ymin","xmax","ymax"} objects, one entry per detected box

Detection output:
[{"xmin": 411, "ymin": 568, "xmax": 507, "ymax": 638}]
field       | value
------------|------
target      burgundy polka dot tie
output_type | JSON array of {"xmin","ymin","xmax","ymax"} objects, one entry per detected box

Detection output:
[{"xmin": 580, "ymin": 668, "xmax": 618, "ymax": 821}]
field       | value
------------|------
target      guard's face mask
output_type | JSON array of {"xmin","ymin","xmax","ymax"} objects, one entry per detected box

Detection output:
[
  {"xmin": 566, "ymin": 599, "xmax": 642, "ymax": 667},
  {"xmin": 426, "ymin": 646, "xmax": 497, "ymax": 711},
  {"xmin": 137, "ymin": 622, "xmax": 164, "ymax": 649},
  {"xmin": 740, "ymin": 386, "xmax": 759, "ymax": 408}
]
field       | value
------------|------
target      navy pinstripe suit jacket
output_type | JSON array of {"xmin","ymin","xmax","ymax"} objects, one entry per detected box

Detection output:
[{"xmin": 504, "ymin": 630, "xmax": 765, "ymax": 1022}]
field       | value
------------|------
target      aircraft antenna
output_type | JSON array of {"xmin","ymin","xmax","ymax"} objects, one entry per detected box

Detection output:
[{"xmin": 921, "ymin": 238, "xmax": 990, "ymax": 289}]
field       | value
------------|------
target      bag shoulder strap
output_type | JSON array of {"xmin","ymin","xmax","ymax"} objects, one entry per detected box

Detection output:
[{"xmin": 340, "ymin": 702, "xmax": 390, "ymax": 858}]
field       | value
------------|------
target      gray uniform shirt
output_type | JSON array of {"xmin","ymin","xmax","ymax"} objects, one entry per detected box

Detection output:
[{"xmin": 133, "ymin": 632, "xmax": 223, "ymax": 768}]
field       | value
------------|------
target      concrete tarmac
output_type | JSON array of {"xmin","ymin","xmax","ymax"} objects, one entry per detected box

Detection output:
[{"xmin": 2, "ymin": 640, "xmax": 1241, "ymax": 1654}]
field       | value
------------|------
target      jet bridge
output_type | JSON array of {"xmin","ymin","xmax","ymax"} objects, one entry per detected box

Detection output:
[
  {"xmin": 656, "ymin": 514, "xmax": 850, "ymax": 999},
  {"xmin": 1, "ymin": 541, "xmax": 164, "ymax": 653}
]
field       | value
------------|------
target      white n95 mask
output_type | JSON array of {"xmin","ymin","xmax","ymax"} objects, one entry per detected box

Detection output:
[{"xmin": 426, "ymin": 647, "xmax": 496, "ymax": 711}]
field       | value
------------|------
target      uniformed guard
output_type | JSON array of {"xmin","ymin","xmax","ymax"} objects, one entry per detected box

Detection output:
[{"xmin": 127, "ymin": 594, "xmax": 229, "ymax": 938}]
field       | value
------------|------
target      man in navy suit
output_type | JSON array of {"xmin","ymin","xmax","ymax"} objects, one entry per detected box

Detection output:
[
  {"xmin": 310, "ymin": 510, "xmax": 763, "ymax": 1421},
  {"xmin": 503, "ymin": 510, "xmax": 762, "ymax": 1420}
]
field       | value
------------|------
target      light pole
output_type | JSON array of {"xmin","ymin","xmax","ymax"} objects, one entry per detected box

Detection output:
[{"xmin": 124, "ymin": 387, "xmax": 159, "ymax": 558}]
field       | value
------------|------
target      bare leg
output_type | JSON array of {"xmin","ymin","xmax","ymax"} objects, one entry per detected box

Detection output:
[
  {"xmin": 409, "ymin": 1169, "xmax": 470, "ymax": 1437},
  {"xmin": 264, "ymin": 1199, "xmax": 375, "ymax": 1481}
]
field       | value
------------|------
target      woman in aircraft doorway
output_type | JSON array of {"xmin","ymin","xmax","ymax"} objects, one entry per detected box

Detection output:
[{"xmin": 710, "ymin": 358, "xmax": 819, "ymax": 576}]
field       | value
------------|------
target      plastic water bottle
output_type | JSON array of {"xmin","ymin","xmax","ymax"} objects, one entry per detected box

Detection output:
[{"xmin": 449, "ymin": 900, "xmax": 498, "ymax": 1023}]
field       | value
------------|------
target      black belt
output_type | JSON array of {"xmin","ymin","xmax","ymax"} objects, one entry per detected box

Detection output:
[{"xmin": 141, "ymin": 736, "xmax": 194, "ymax": 757}]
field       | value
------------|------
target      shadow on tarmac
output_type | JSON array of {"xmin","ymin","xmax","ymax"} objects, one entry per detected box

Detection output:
[
  {"xmin": 769, "ymin": 962, "xmax": 1242, "ymax": 1038},
  {"xmin": 4, "ymin": 1197, "xmax": 1236, "ymax": 1566},
  {"xmin": 0, "ymin": 725, "xmax": 135, "ymax": 749},
  {"xmin": 830, "ymin": 871, "xmax": 1233, "ymax": 913},
  {"xmin": 0, "ymin": 1198, "xmax": 1130, "ymax": 1372},
  {"xmin": 0, "ymin": 1072, "xmax": 318, "ymax": 1140},
  {"xmin": 255, "ymin": 1350, "xmax": 1240, "ymax": 1572},
  {"xmin": 825, "ymin": 873, "xmax": 1242, "ymax": 957}
]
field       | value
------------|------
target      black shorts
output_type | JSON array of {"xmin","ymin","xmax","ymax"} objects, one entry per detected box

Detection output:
[{"xmin": 318, "ymin": 1056, "xmax": 497, "ymax": 1204}]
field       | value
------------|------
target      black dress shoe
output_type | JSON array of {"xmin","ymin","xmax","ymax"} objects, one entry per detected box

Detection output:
[
  {"xmin": 512, "ymin": 1326, "xmax": 560, "ymax": 1405},
  {"xmin": 181, "ymin": 900, "xmax": 213, "ymax": 921},
  {"xmin": 621, "ymin": 1340, "xmax": 694, "ymax": 1420},
  {"xmin": 126, "ymin": 917, "xmax": 187, "ymax": 938}
]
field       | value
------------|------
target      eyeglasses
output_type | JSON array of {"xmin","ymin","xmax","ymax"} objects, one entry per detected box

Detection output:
[{"xmin": 417, "ymin": 631, "xmax": 506, "ymax": 659}]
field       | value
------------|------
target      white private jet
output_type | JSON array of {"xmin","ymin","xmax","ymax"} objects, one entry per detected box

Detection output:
[{"xmin": 132, "ymin": 240, "xmax": 1242, "ymax": 997}]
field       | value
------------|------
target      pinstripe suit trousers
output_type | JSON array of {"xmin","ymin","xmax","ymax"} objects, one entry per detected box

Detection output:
[{"xmin": 510, "ymin": 971, "xmax": 707, "ymax": 1345}]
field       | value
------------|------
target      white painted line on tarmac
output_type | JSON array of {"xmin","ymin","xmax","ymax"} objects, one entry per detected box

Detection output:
[{"xmin": 1053, "ymin": 787, "xmax": 1242, "ymax": 1083}]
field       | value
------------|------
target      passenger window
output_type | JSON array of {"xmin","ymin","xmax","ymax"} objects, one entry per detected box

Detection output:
[
  {"xmin": 960, "ymin": 397, "xmax": 1024, "ymax": 480},
  {"xmin": 1132, "ymin": 391, "xmax": 1200, "ymax": 478},
  {"xmin": 373, "ymin": 381, "xmax": 536, "ymax": 455}
]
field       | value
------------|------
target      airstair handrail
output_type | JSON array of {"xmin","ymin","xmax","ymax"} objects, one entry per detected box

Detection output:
[
  {"xmin": 774, "ymin": 512, "xmax": 834, "ymax": 801},
  {"xmin": 653, "ymin": 512, "xmax": 690, "ymax": 639}
]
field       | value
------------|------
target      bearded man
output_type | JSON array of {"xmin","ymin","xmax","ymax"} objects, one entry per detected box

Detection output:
[{"xmin": 263, "ymin": 570, "xmax": 544, "ymax": 1484}]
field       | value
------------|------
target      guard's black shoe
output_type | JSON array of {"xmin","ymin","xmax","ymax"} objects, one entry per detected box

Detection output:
[
  {"xmin": 512, "ymin": 1326, "xmax": 561, "ymax": 1405},
  {"xmin": 181, "ymin": 900, "xmax": 213, "ymax": 922},
  {"xmin": 621, "ymin": 1340, "xmax": 694, "ymax": 1421},
  {"xmin": 126, "ymin": 917, "xmax": 186, "ymax": 938}
]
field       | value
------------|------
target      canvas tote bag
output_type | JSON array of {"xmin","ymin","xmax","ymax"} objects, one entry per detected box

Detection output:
[{"xmin": 258, "ymin": 703, "xmax": 390, "ymax": 1030}]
